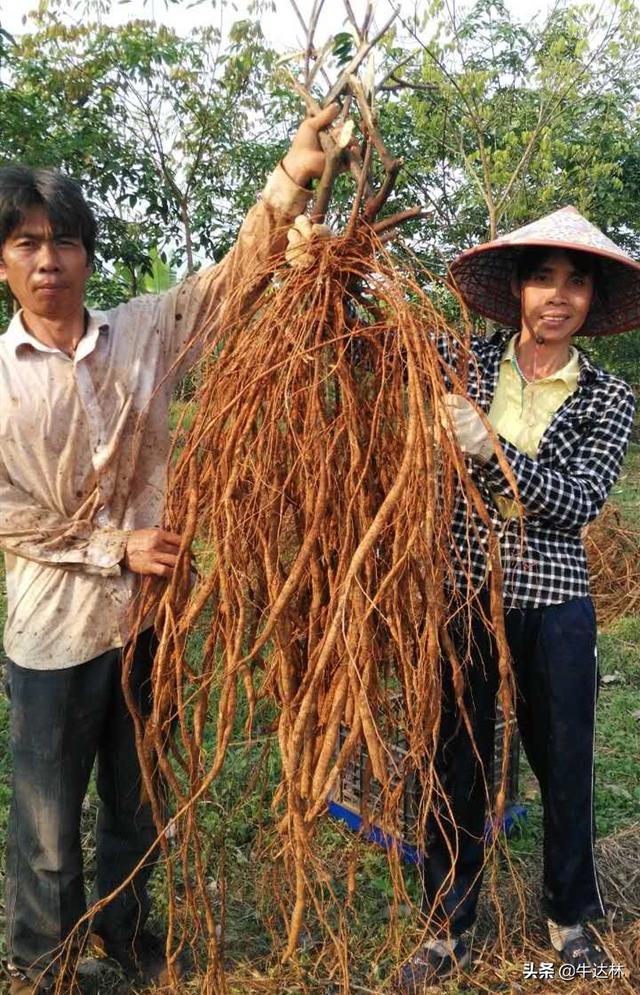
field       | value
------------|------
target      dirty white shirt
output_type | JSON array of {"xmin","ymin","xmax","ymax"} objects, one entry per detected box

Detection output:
[{"xmin": 0, "ymin": 166, "xmax": 311, "ymax": 670}]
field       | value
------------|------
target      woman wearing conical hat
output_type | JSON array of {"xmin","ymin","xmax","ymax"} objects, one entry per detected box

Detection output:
[{"xmin": 399, "ymin": 207, "xmax": 638, "ymax": 991}]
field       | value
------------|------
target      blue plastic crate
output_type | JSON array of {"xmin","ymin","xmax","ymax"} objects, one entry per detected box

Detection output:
[
  {"xmin": 328, "ymin": 710, "xmax": 524, "ymax": 862},
  {"xmin": 328, "ymin": 799, "xmax": 528, "ymax": 864}
]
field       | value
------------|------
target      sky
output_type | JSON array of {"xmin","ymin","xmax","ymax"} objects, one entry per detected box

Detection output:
[{"xmin": 2, "ymin": 0, "xmax": 556, "ymax": 51}]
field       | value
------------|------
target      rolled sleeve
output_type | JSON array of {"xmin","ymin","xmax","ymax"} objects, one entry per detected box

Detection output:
[{"xmin": 0, "ymin": 464, "xmax": 130, "ymax": 575}]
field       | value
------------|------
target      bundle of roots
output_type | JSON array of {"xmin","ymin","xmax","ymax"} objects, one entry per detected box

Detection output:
[{"xmin": 85, "ymin": 224, "xmax": 517, "ymax": 990}]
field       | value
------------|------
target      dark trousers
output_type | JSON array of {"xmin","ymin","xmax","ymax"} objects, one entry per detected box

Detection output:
[
  {"xmin": 5, "ymin": 629, "xmax": 160, "ymax": 981},
  {"xmin": 422, "ymin": 595, "xmax": 606, "ymax": 935}
]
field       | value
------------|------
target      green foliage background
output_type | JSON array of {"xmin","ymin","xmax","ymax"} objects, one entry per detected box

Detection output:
[{"xmin": 0, "ymin": 0, "xmax": 639, "ymax": 380}]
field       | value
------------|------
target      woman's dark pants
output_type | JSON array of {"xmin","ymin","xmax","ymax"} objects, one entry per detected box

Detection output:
[
  {"xmin": 4, "ymin": 629, "xmax": 159, "ymax": 981},
  {"xmin": 422, "ymin": 595, "xmax": 606, "ymax": 934}
]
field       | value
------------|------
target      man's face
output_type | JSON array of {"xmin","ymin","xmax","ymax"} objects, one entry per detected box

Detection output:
[
  {"xmin": 516, "ymin": 249, "xmax": 594, "ymax": 343},
  {"xmin": 0, "ymin": 207, "xmax": 91, "ymax": 321}
]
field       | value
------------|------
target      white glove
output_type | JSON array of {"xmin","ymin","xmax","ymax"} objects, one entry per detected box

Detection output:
[
  {"xmin": 285, "ymin": 214, "xmax": 332, "ymax": 268},
  {"xmin": 442, "ymin": 394, "xmax": 495, "ymax": 464}
]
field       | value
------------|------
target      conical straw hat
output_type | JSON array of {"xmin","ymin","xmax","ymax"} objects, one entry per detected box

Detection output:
[{"xmin": 449, "ymin": 205, "xmax": 640, "ymax": 336}]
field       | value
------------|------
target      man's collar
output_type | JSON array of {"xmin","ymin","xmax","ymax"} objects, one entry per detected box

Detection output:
[
  {"xmin": 5, "ymin": 308, "xmax": 110, "ymax": 359},
  {"xmin": 75, "ymin": 310, "xmax": 110, "ymax": 362}
]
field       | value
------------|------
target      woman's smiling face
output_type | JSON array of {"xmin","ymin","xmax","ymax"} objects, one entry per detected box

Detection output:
[{"xmin": 514, "ymin": 249, "xmax": 594, "ymax": 344}]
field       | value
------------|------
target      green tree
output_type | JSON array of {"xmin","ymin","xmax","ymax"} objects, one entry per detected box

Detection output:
[
  {"xmin": 0, "ymin": 0, "xmax": 638, "ymax": 377},
  {"xmin": 0, "ymin": 8, "xmax": 286, "ymax": 304},
  {"xmin": 377, "ymin": 0, "xmax": 640, "ymax": 252},
  {"xmin": 372, "ymin": 0, "xmax": 640, "ymax": 374}
]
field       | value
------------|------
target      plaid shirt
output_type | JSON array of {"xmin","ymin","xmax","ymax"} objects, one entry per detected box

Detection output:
[{"xmin": 444, "ymin": 330, "xmax": 636, "ymax": 608}]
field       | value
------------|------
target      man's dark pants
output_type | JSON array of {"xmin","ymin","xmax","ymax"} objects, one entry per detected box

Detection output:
[
  {"xmin": 422, "ymin": 594, "xmax": 606, "ymax": 935},
  {"xmin": 5, "ymin": 629, "xmax": 159, "ymax": 981}
]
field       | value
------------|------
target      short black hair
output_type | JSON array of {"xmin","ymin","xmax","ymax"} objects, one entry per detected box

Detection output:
[
  {"xmin": 0, "ymin": 165, "xmax": 97, "ymax": 263},
  {"xmin": 515, "ymin": 245, "xmax": 606, "ymax": 302}
]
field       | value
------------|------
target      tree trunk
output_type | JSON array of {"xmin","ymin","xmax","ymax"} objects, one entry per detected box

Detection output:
[{"xmin": 181, "ymin": 199, "xmax": 195, "ymax": 275}]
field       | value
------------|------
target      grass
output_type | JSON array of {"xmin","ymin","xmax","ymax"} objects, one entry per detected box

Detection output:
[
  {"xmin": 594, "ymin": 614, "xmax": 640, "ymax": 835},
  {"xmin": 0, "ymin": 439, "xmax": 637, "ymax": 993}
]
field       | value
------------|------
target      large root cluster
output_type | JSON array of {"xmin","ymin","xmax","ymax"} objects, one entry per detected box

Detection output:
[{"xmin": 112, "ymin": 227, "xmax": 516, "ymax": 987}]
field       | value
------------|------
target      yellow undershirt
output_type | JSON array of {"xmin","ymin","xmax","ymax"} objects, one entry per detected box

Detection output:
[{"xmin": 488, "ymin": 334, "xmax": 580, "ymax": 518}]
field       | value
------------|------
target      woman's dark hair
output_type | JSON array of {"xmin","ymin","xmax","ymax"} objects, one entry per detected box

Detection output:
[
  {"xmin": 515, "ymin": 245, "xmax": 607, "ymax": 303},
  {"xmin": 0, "ymin": 165, "xmax": 97, "ymax": 263}
]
